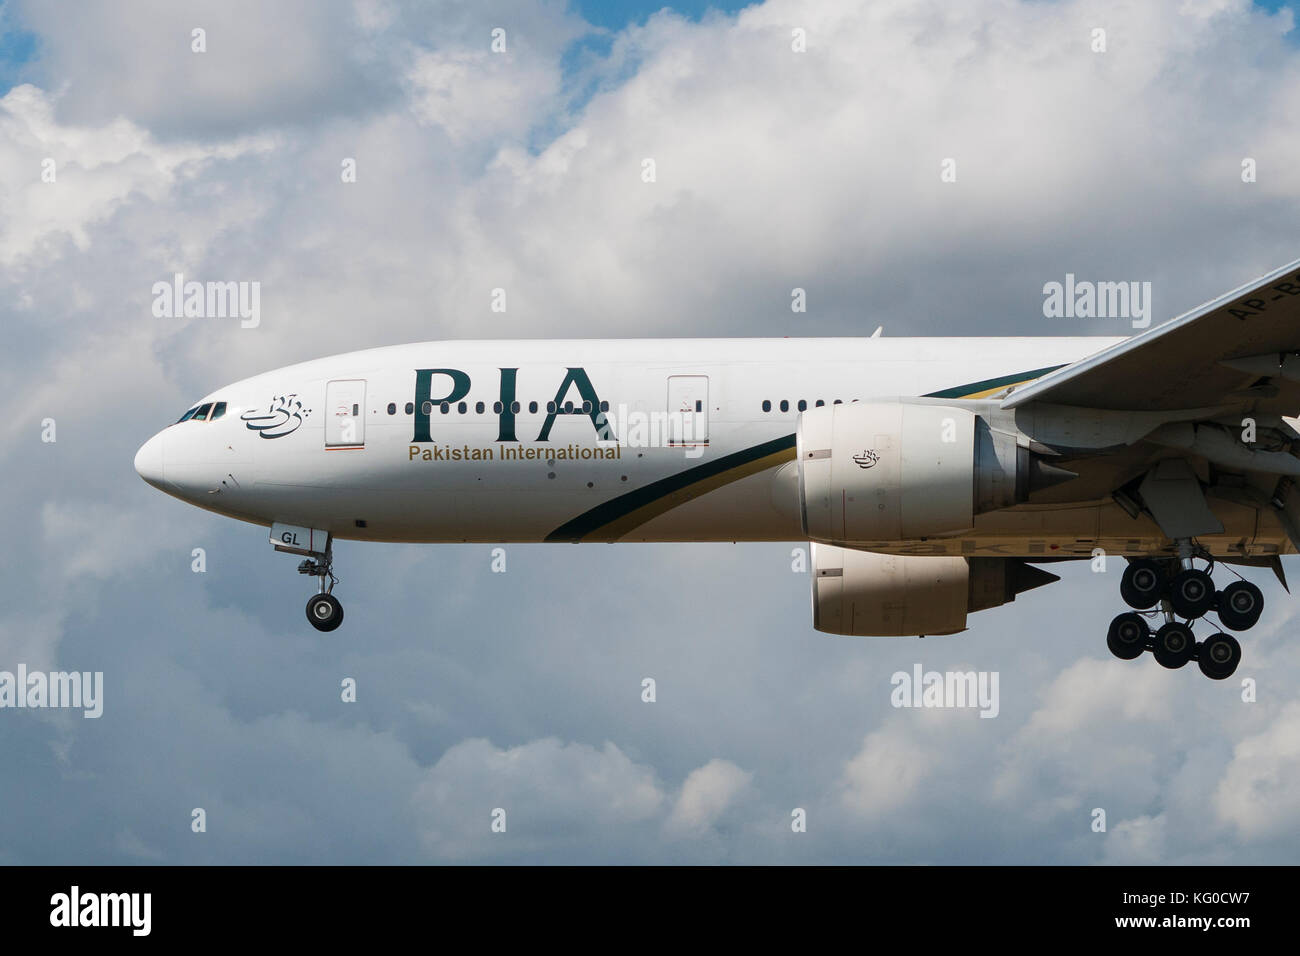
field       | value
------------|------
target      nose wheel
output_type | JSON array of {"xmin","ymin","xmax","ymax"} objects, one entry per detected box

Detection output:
[
  {"xmin": 297, "ymin": 546, "xmax": 344, "ymax": 632},
  {"xmin": 1108, "ymin": 551, "xmax": 1258, "ymax": 680},
  {"xmin": 306, "ymin": 593, "xmax": 344, "ymax": 631}
]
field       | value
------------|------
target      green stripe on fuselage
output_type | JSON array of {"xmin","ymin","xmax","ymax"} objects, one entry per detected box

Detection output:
[
  {"xmin": 544, "ymin": 365, "xmax": 1064, "ymax": 542},
  {"xmin": 921, "ymin": 365, "xmax": 1065, "ymax": 399},
  {"xmin": 544, "ymin": 433, "xmax": 797, "ymax": 543}
]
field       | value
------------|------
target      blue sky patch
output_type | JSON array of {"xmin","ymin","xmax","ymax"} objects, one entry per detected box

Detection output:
[
  {"xmin": 572, "ymin": 0, "xmax": 755, "ymax": 31},
  {"xmin": 0, "ymin": 5, "xmax": 37, "ymax": 95}
]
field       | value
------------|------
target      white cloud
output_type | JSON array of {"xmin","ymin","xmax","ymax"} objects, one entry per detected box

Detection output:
[
  {"xmin": 14, "ymin": 0, "xmax": 394, "ymax": 137},
  {"xmin": 413, "ymin": 738, "xmax": 666, "ymax": 860},
  {"xmin": 1214, "ymin": 701, "xmax": 1300, "ymax": 840},
  {"xmin": 993, "ymin": 657, "xmax": 1176, "ymax": 809},
  {"xmin": 0, "ymin": 84, "xmax": 273, "ymax": 266},
  {"xmin": 839, "ymin": 721, "xmax": 934, "ymax": 816},
  {"xmin": 406, "ymin": 46, "xmax": 562, "ymax": 145},
  {"xmin": 1101, "ymin": 813, "xmax": 1169, "ymax": 864},
  {"xmin": 665, "ymin": 758, "xmax": 753, "ymax": 836}
]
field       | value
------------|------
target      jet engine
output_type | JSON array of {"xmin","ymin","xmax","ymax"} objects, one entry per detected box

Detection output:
[
  {"xmin": 796, "ymin": 400, "xmax": 1069, "ymax": 544},
  {"xmin": 810, "ymin": 543, "xmax": 1059, "ymax": 636}
]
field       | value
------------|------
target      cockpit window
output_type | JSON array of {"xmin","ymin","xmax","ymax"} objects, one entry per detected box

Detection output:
[
  {"xmin": 176, "ymin": 406, "xmax": 200, "ymax": 423},
  {"xmin": 210, "ymin": 401, "xmax": 227, "ymax": 421},
  {"xmin": 193, "ymin": 403, "xmax": 214, "ymax": 421}
]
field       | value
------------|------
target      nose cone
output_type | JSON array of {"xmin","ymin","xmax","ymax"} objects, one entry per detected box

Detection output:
[{"xmin": 134, "ymin": 432, "xmax": 166, "ymax": 488}]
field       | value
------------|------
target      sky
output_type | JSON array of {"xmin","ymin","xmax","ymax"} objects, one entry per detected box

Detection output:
[{"xmin": 1, "ymin": 0, "xmax": 1299, "ymax": 864}]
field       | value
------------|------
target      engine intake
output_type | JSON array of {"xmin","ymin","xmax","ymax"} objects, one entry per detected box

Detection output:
[{"xmin": 797, "ymin": 400, "xmax": 1049, "ymax": 544}]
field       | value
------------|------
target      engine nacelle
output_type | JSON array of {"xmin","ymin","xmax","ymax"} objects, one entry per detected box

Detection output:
[
  {"xmin": 810, "ymin": 543, "xmax": 1058, "ymax": 636},
  {"xmin": 797, "ymin": 400, "xmax": 1025, "ymax": 544}
]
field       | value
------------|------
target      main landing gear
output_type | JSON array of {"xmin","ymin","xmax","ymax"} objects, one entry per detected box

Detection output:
[
  {"xmin": 299, "ymin": 545, "xmax": 344, "ymax": 632},
  {"xmin": 1107, "ymin": 548, "xmax": 1260, "ymax": 680}
]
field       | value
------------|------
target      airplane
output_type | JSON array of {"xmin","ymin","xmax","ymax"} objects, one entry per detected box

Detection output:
[{"xmin": 135, "ymin": 259, "xmax": 1300, "ymax": 681}]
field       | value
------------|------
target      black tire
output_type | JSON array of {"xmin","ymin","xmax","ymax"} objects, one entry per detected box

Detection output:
[
  {"xmin": 1168, "ymin": 569, "xmax": 1215, "ymax": 619},
  {"xmin": 1152, "ymin": 622, "xmax": 1196, "ymax": 669},
  {"xmin": 1120, "ymin": 559, "xmax": 1163, "ymax": 610},
  {"xmin": 1217, "ymin": 580, "xmax": 1263, "ymax": 632},
  {"xmin": 1197, "ymin": 632, "xmax": 1241, "ymax": 681},
  {"xmin": 1106, "ymin": 612, "xmax": 1149, "ymax": 660},
  {"xmin": 306, "ymin": 593, "xmax": 344, "ymax": 632}
]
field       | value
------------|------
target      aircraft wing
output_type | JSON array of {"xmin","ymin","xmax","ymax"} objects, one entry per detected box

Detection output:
[{"xmin": 1002, "ymin": 258, "xmax": 1300, "ymax": 414}]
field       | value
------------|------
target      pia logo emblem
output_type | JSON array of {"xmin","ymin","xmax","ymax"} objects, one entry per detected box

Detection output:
[
  {"xmin": 242, "ymin": 394, "xmax": 310, "ymax": 439},
  {"xmin": 852, "ymin": 449, "xmax": 880, "ymax": 469}
]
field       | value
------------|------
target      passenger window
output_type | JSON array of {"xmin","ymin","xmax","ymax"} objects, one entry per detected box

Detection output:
[
  {"xmin": 457, "ymin": 402, "xmax": 468, "ymax": 414},
  {"xmin": 405, "ymin": 402, "xmax": 414, "ymax": 415},
  {"xmin": 511, "ymin": 402, "xmax": 521, "ymax": 414},
  {"xmin": 387, "ymin": 403, "xmax": 396, "ymax": 415},
  {"xmin": 423, "ymin": 401, "xmax": 433, "ymax": 415},
  {"xmin": 547, "ymin": 402, "xmax": 556, "ymax": 413},
  {"xmin": 476, "ymin": 401, "xmax": 485, "ymax": 414},
  {"xmin": 493, "ymin": 402, "xmax": 502, "ymax": 414},
  {"xmin": 600, "ymin": 401, "xmax": 609, "ymax": 412},
  {"xmin": 530, "ymin": 402, "xmax": 539, "ymax": 414},
  {"xmin": 193, "ymin": 403, "xmax": 213, "ymax": 421},
  {"xmin": 797, "ymin": 400, "xmax": 806, "ymax": 412},
  {"xmin": 210, "ymin": 402, "xmax": 227, "ymax": 421},
  {"xmin": 779, "ymin": 400, "xmax": 789, "ymax": 413},
  {"xmin": 815, "ymin": 400, "xmax": 824, "ymax": 407},
  {"xmin": 762, "ymin": 400, "xmax": 771, "ymax": 412},
  {"xmin": 564, "ymin": 401, "xmax": 574, "ymax": 413},
  {"xmin": 440, "ymin": 402, "xmax": 450, "ymax": 414},
  {"xmin": 582, "ymin": 401, "xmax": 592, "ymax": 414},
  {"xmin": 833, "ymin": 399, "xmax": 842, "ymax": 405}
]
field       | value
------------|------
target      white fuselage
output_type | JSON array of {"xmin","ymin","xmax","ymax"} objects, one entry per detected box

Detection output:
[{"xmin": 133, "ymin": 337, "xmax": 1291, "ymax": 558}]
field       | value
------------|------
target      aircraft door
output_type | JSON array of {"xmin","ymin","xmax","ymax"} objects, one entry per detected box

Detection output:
[
  {"xmin": 667, "ymin": 375, "xmax": 708, "ymax": 446},
  {"xmin": 326, "ymin": 379, "xmax": 366, "ymax": 448}
]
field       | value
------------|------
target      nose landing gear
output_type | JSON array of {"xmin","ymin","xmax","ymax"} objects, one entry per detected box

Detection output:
[
  {"xmin": 1108, "ymin": 549, "xmax": 1258, "ymax": 680},
  {"xmin": 298, "ymin": 547, "xmax": 343, "ymax": 632}
]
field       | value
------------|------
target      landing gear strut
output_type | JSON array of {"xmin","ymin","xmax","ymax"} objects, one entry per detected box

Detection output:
[
  {"xmin": 1107, "ymin": 544, "xmax": 1259, "ymax": 680},
  {"xmin": 298, "ymin": 545, "xmax": 343, "ymax": 632}
]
